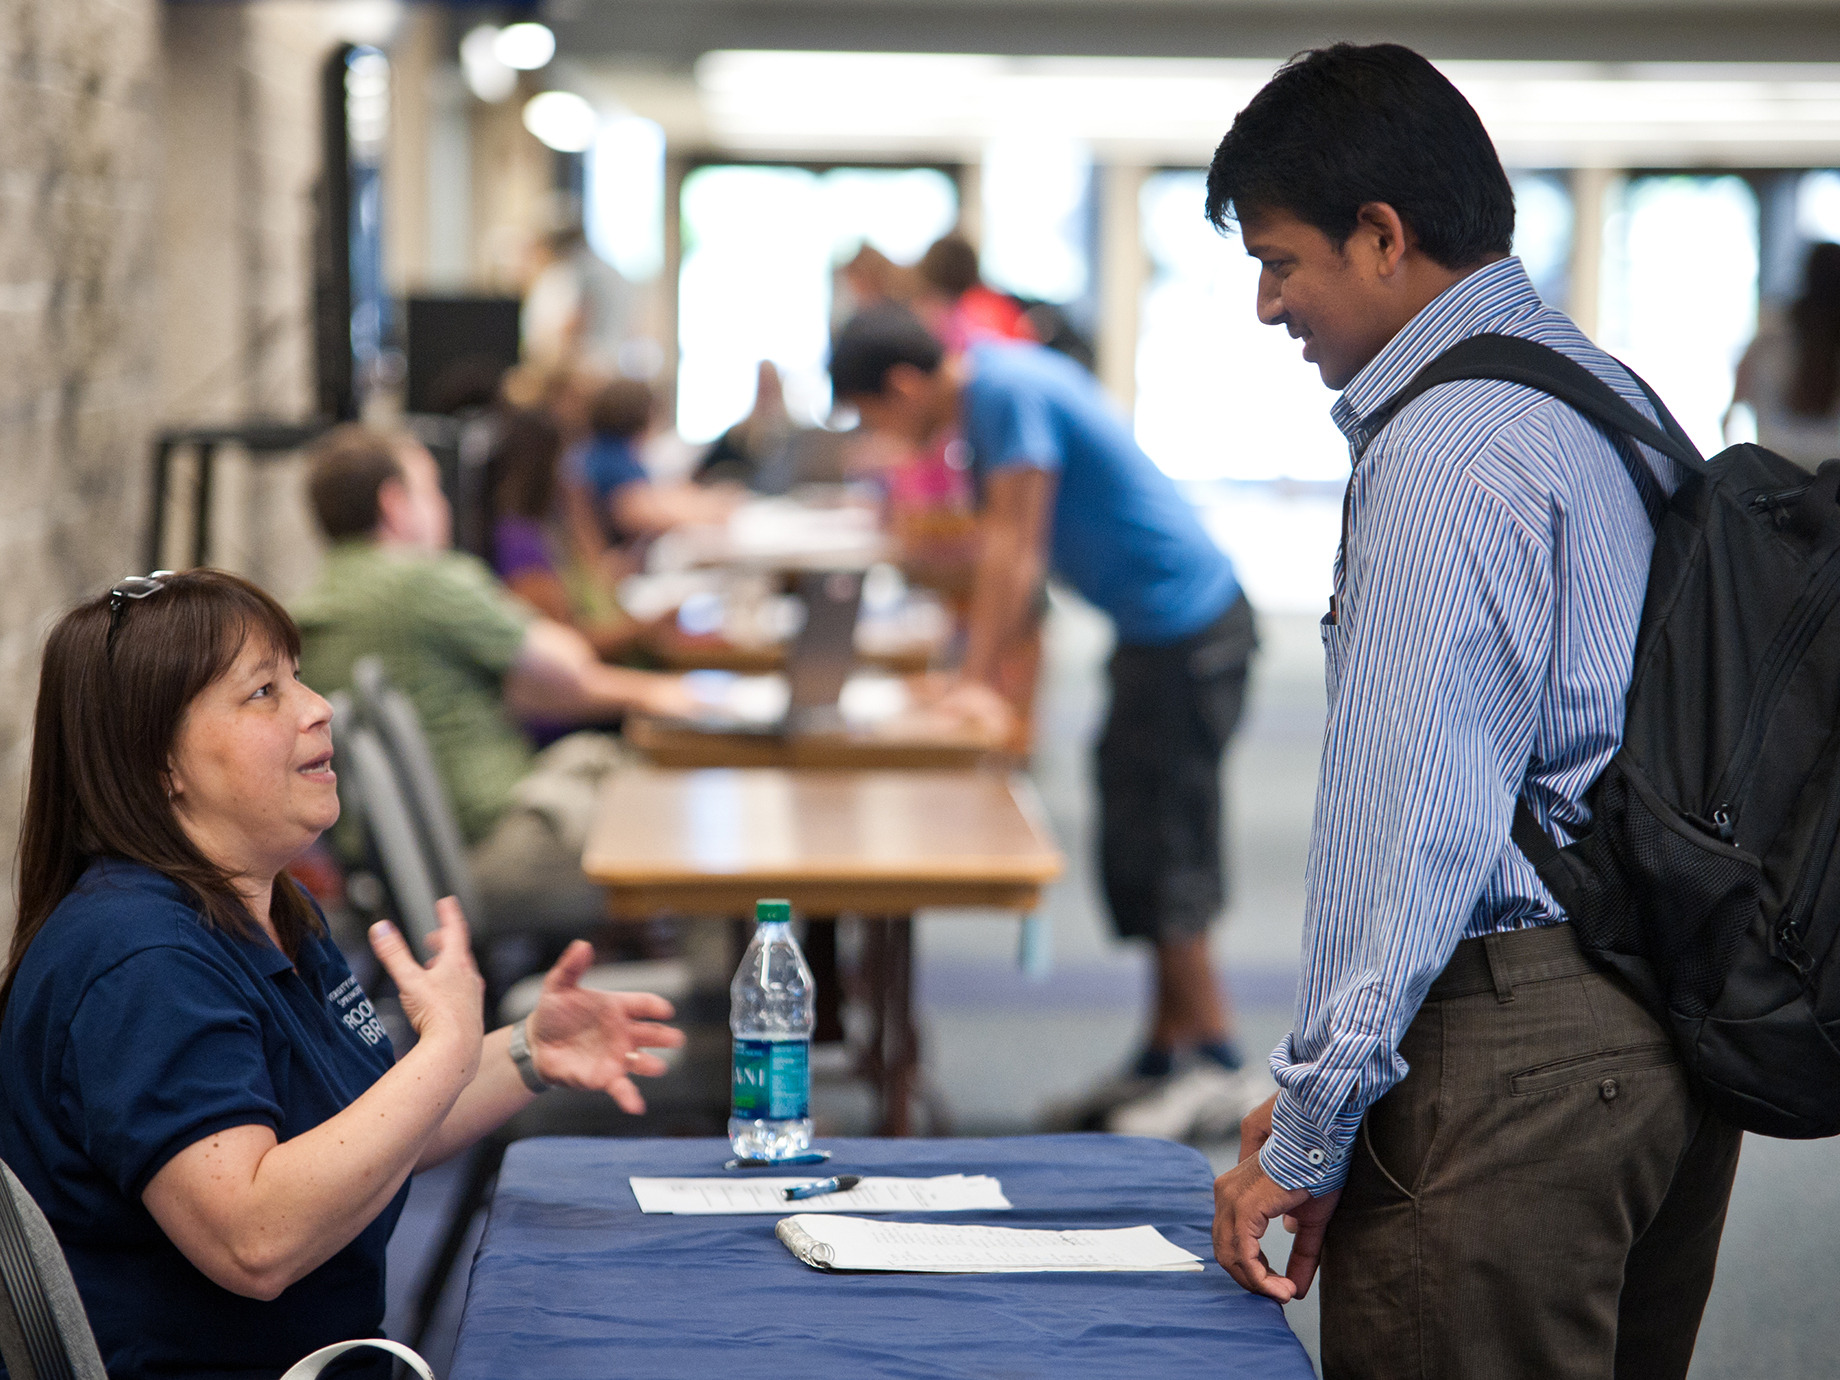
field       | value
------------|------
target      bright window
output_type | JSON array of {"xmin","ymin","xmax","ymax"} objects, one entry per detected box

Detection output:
[
  {"xmin": 1133, "ymin": 170, "xmax": 1350, "ymax": 484},
  {"xmin": 1510, "ymin": 171, "xmax": 1574, "ymax": 307},
  {"xmin": 980, "ymin": 138, "xmax": 1092, "ymax": 306},
  {"xmin": 1597, "ymin": 175, "xmax": 1759, "ymax": 454},
  {"xmin": 587, "ymin": 115, "xmax": 666, "ymax": 283},
  {"xmin": 675, "ymin": 164, "xmax": 958, "ymax": 443}
]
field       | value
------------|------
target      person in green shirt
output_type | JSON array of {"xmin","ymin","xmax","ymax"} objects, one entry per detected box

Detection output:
[{"xmin": 293, "ymin": 424, "xmax": 693, "ymax": 930}]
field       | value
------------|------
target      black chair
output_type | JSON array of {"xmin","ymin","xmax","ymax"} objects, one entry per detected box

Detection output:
[{"xmin": 0, "ymin": 1159, "xmax": 432, "ymax": 1379}]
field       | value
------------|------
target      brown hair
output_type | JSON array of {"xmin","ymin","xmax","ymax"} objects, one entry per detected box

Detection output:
[
  {"xmin": 488, "ymin": 408, "xmax": 564, "ymax": 522},
  {"xmin": 1788, "ymin": 242, "xmax": 1840, "ymax": 418},
  {"xmin": 3, "ymin": 570, "xmax": 324, "ymax": 1016},
  {"xmin": 307, "ymin": 422, "xmax": 405, "ymax": 540},
  {"xmin": 589, "ymin": 378, "xmax": 655, "ymax": 439},
  {"xmin": 918, "ymin": 233, "xmax": 982, "ymax": 299}
]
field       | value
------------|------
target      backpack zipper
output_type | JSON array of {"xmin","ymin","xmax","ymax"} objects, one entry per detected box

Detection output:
[
  {"xmin": 1776, "ymin": 754, "xmax": 1840, "ymax": 984},
  {"xmin": 1708, "ymin": 540, "xmax": 1840, "ymax": 822},
  {"xmin": 1748, "ymin": 483, "xmax": 1811, "ymax": 519}
]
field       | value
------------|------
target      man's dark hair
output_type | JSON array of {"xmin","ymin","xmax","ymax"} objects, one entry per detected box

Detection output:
[
  {"xmin": 590, "ymin": 378, "xmax": 656, "ymax": 439},
  {"xmin": 306, "ymin": 423, "xmax": 405, "ymax": 541},
  {"xmin": 1206, "ymin": 43, "xmax": 1513, "ymax": 270},
  {"xmin": 828, "ymin": 304, "xmax": 944, "ymax": 401}
]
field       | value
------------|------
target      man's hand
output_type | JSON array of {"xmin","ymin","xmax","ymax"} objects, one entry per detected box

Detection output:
[
  {"xmin": 526, "ymin": 940, "xmax": 686, "ymax": 1114},
  {"xmin": 1213, "ymin": 1152, "xmax": 1341, "ymax": 1303},
  {"xmin": 924, "ymin": 678, "xmax": 1017, "ymax": 744},
  {"xmin": 627, "ymin": 671, "xmax": 700, "ymax": 721}
]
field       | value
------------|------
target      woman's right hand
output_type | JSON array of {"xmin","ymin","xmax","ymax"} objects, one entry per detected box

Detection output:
[{"xmin": 368, "ymin": 898, "xmax": 486, "ymax": 1081}]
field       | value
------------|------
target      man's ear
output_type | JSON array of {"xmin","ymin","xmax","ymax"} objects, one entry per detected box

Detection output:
[
  {"xmin": 373, "ymin": 475, "xmax": 410, "ymax": 540},
  {"xmin": 1352, "ymin": 202, "xmax": 1413, "ymax": 279},
  {"xmin": 883, "ymin": 362, "xmax": 931, "ymax": 401}
]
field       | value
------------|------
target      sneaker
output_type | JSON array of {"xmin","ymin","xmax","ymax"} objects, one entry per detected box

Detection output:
[
  {"xmin": 1040, "ymin": 1068, "xmax": 1164, "ymax": 1133},
  {"xmin": 1105, "ymin": 1062, "xmax": 1272, "ymax": 1142}
]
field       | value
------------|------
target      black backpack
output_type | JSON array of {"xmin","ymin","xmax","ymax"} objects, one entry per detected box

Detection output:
[{"xmin": 1364, "ymin": 332, "xmax": 1840, "ymax": 1139}]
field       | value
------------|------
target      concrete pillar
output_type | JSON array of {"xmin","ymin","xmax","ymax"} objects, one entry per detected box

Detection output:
[
  {"xmin": 385, "ymin": 6, "xmax": 442, "ymax": 294},
  {"xmin": 1096, "ymin": 162, "xmax": 1147, "ymax": 415},
  {"xmin": 1569, "ymin": 166, "xmax": 1618, "ymax": 341}
]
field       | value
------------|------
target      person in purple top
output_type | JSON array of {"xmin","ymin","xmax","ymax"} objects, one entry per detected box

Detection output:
[{"xmin": 488, "ymin": 407, "xmax": 655, "ymax": 662}]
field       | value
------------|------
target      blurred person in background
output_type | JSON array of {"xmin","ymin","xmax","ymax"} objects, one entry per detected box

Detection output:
[
  {"xmin": 522, "ymin": 221, "xmax": 640, "ymax": 375},
  {"xmin": 839, "ymin": 242, "xmax": 921, "ymax": 316},
  {"xmin": 1730, "ymin": 241, "xmax": 1840, "ymax": 469},
  {"xmin": 292, "ymin": 424, "xmax": 694, "ymax": 933},
  {"xmin": 696, "ymin": 360, "xmax": 798, "ymax": 490},
  {"xmin": 564, "ymin": 378, "xmax": 740, "ymax": 575},
  {"xmin": 487, "ymin": 407, "xmax": 661, "ymax": 662},
  {"xmin": 830, "ymin": 305, "xmax": 1262, "ymax": 1142},
  {"xmin": 915, "ymin": 233, "xmax": 1037, "ymax": 352},
  {"xmin": 0, "ymin": 568, "xmax": 681, "ymax": 1379}
]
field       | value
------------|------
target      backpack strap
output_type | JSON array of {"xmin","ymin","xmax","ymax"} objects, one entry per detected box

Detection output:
[
  {"xmin": 1356, "ymin": 332, "xmax": 1706, "ymax": 476},
  {"xmin": 1349, "ymin": 332, "xmax": 1711, "ymax": 871}
]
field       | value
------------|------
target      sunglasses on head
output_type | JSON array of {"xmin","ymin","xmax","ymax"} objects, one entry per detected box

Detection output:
[{"xmin": 107, "ymin": 571, "xmax": 175, "ymax": 646}]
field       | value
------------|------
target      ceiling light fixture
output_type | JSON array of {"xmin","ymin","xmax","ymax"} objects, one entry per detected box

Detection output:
[
  {"xmin": 523, "ymin": 90, "xmax": 598, "ymax": 153},
  {"xmin": 495, "ymin": 22, "xmax": 557, "ymax": 72}
]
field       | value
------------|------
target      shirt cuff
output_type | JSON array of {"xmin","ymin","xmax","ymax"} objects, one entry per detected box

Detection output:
[{"xmin": 1258, "ymin": 1092, "xmax": 1356, "ymax": 1195}]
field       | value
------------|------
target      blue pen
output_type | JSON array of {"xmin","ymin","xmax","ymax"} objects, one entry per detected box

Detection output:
[{"xmin": 783, "ymin": 1175, "xmax": 861, "ymax": 1202}]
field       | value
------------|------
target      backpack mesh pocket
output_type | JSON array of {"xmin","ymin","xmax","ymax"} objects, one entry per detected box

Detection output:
[{"xmin": 1551, "ymin": 761, "xmax": 1763, "ymax": 1020}]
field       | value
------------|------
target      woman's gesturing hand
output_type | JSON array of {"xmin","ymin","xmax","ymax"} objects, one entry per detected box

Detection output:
[
  {"xmin": 526, "ymin": 940, "xmax": 687, "ymax": 1113},
  {"xmin": 368, "ymin": 898, "xmax": 487, "ymax": 1081}
]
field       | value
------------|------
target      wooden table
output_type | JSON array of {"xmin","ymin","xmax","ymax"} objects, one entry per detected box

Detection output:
[
  {"xmin": 582, "ymin": 767, "xmax": 1063, "ymax": 1133},
  {"xmin": 624, "ymin": 713, "xmax": 1001, "ymax": 771},
  {"xmin": 648, "ymin": 628, "xmax": 940, "ymax": 676}
]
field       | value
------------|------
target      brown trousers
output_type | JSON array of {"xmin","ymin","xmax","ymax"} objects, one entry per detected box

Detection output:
[{"xmin": 1320, "ymin": 924, "xmax": 1742, "ymax": 1380}]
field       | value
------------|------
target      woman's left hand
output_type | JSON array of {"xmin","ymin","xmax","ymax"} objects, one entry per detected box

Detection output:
[{"xmin": 525, "ymin": 941, "xmax": 687, "ymax": 1113}]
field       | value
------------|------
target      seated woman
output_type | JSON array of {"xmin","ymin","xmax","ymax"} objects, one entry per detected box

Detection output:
[
  {"xmin": 0, "ymin": 569, "xmax": 684, "ymax": 1379},
  {"xmin": 489, "ymin": 406, "xmax": 657, "ymax": 661}
]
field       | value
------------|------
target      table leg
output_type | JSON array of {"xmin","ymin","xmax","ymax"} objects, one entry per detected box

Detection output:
[
  {"xmin": 869, "ymin": 915, "xmax": 918, "ymax": 1136},
  {"xmin": 805, "ymin": 918, "xmax": 844, "ymax": 1044}
]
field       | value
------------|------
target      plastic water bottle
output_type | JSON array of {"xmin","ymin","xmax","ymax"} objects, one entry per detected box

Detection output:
[{"xmin": 729, "ymin": 898, "xmax": 816, "ymax": 1160}]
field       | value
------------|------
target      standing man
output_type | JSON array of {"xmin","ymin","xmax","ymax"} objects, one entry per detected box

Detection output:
[
  {"xmin": 830, "ymin": 307, "xmax": 1264, "ymax": 1141},
  {"xmin": 1205, "ymin": 44, "xmax": 1741, "ymax": 1379}
]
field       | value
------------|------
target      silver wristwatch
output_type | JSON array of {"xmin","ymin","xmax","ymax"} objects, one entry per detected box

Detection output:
[{"xmin": 507, "ymin": 1017, "xmax": 550, "ymax": 1093}]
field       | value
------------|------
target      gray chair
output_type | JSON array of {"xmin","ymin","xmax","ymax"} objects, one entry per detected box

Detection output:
[
  {"xmin": 0, "ymin": 1162, "xmax": 432, "ymax": 1379},
  {"xmin": 0, "ymin": 1161, "xmax": 106, "ymax": 1380},
  {"xmin": 348, "ymin": 657, "xmax": 484, "ymax": 930},
  {"xmin": 339, "ymin": 719, "xmax": 446, "ymax": 958}
]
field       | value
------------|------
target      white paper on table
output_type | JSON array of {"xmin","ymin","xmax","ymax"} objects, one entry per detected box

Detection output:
[
  {"xmin": 774, "ymin": 1215, "xmax": 1204, "ymax": 1273},
  {"xmin": 629, "ymin": 1173, "xmax": 1012, "ymax": 1215}
]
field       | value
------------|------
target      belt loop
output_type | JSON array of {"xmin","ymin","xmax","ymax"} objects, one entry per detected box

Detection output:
[{"xmin": 1483, "ymin": 933, "xmax": 1515, "ymax": 1003}]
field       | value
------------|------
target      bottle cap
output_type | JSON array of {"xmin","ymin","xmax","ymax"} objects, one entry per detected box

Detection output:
[{"xmin": 755, "ymin": 898, "xmax": 792, "ymax": 924}]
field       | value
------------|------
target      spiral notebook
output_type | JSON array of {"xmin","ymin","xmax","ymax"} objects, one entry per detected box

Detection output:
[{"xmin": 775, "ymin": 1214, "xmax": 1204, "ymax": 1274}]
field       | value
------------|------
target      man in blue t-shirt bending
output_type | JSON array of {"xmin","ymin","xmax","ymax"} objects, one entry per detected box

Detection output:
[{"xmin": 831, "ymin": 306, "xmax": 1263, "ymax": 1139}]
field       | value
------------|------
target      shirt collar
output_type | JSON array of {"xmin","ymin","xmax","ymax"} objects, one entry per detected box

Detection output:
[{"xmin": 1330, "ymin": 256, "xmax": 1543, "ymax": 451}]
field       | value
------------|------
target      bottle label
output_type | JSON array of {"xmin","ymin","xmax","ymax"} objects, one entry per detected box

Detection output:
[{"xmin": 731, "ymin": 1038, "xmax": 810, "ymax": 1121}]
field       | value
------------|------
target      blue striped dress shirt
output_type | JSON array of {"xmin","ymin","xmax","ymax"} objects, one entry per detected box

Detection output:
[{"xmin": 1261, "ymin": 257, "xmax": 1684, "ymax": 1194}]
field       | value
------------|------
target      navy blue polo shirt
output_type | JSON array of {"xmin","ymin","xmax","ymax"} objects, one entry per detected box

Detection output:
[{"xmin": 0, "ymin": 860, "xmax": 405, "ymax": 1379}]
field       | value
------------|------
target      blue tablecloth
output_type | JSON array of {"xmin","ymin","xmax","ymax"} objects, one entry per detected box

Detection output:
[{"xmin": 449, "ymin": 1134, "xmax": 1314, "ymax": 1380}]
